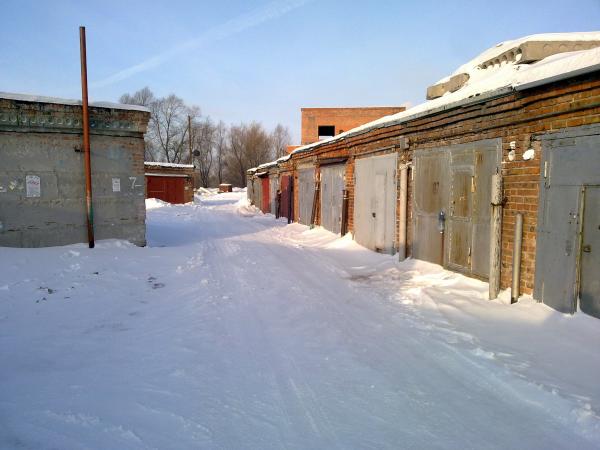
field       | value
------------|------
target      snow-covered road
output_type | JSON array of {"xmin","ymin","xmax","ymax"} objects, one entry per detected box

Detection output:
[{"xmin": 1, "ymin": 191, "xmax": 600, "ymax": 449}]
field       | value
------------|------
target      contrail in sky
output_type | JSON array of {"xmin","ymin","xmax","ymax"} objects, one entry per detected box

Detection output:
[{"xmin": 91, "ymin": 0, "xmax": 310, "ymax": 88}]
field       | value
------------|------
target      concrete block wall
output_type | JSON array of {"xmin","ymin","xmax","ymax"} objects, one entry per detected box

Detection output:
[{"xmin": 0, "ymin": 97, "xmax": 150, "ymax": 247}]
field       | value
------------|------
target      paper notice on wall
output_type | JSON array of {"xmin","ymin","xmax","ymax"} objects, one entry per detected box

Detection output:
[
  {"xmin": 25, "ymin": 175, "xmax": 41, "ymax": 198},
  {"xmin": 112, "ymin": 178, "xmax": 121, "ymax": 192}
]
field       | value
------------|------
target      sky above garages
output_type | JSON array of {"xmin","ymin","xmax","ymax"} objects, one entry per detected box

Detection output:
[{"xmin": 1, "ymin": 0, "xmax": 599, "ymax": 142}]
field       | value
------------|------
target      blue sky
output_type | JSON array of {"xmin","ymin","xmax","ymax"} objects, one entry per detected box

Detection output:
[{"xmin": 2, "ymin": 0, "xmax": 599, "ymax": 142}]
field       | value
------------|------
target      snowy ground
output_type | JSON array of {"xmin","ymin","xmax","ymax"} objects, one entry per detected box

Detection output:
[{"xmin": 1, "ymin": 191, "xmax": 600, "ymax": 449}]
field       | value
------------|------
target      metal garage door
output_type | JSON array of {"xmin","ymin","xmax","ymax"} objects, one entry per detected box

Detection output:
[
  {"xmin": 413, "ymin": 149, "xmax": 449, "ymax": 264},
  {"xmin": 269, "ymin": 174, "xmax": 279, "ymax": 216},
  {"xmin": 413, "ymin": 139, "xmax": 500, "ymax": 278},
  {"xmin": 298, "ymin": 167, "xmax": 315, "ymax": 226},
  {"xmin": 320, "ymin": 164, "xmax": 345, "ymax": 234},
  {"xmin": 535, "ymin": 126, "xmax": 600, "ymax": 316},
  {"xmin": 354, "ymin": 153, "xmax": 397, "ymax": 253},
  {"xmin": 280, "ymin": 175, "xmax": 293, "ymax": 222},
  {"xmin": 146, "ymin": 176, "xmax": 185, "ymax": 204},
  {"xmin": 252, "ymin": 178, "xmax": 262, "ymax": 208},
  {"xmin": 580, "ymin": 186, "xmax": 600, "ymax": 317},
  {"xmin": 261, "ymin": 177, "xmax": 270, "ymax": 213}
]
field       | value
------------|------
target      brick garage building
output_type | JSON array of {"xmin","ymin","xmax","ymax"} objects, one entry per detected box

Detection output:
[
  {"xmin": 252, "ymin": 33, "xmax": 600, "ymax": 318},
  {"xmin": 301, "ymin": 107, "xmax": 406, "ymax": 145},
  {"xmin": 0, "ymin": 93, "xmax": 150, "ymax": 247},
  {"xmin": 145, "ymin": 162, "xmax": 195, "ymax": 204}
]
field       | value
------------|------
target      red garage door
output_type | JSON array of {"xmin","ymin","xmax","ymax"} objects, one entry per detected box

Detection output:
[
  {"xmin": 261, "ymin": 177, "xmax": 270, "ymax": 213},
  {"xmin": 146, "ymin": 176, "xmax": 185, "ymax": 204}
]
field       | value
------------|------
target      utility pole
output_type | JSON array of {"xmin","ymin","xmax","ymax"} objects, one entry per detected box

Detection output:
[{"xmin": 79, "ymin": 26, "xmax": 94, "ymax": 248}]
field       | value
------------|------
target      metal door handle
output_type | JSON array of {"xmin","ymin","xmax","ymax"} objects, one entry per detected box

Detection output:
[{"xmin": 582, "ymin": 245, "xmax": 591, "ymax": 253}]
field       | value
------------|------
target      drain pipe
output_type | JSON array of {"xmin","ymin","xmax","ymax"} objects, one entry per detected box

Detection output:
[
  {"xmin": 340, "ymin": 189, "xmax": 349, "ymax": 235},
  {"xmin": 288, "ymin": 180, "xmax": 293, "ymax": 224},
  {"xmin": 310, "ymin": 172, "xmax": 320, "ymax": 229},
  {"xmin": 79, "ymin": 26, "xmax": 94, "ymax": 249},
  {"xmin": 511, "ymin": 213, "xmax": 523, "ymax": 304},
  {"xmin": 398, "ymin": 165, "xmax": 408, "ymax": 260}
]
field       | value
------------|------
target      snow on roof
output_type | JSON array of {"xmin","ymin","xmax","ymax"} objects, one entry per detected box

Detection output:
[
  {"xmin": 0, "ymin": 91, "xmax": 151, "ymax": 113},
  {"xmin": 257, "ymin": 161, "xmax": 278, "ymax": 170},
  {"xmin": 144, "ymin": 161, "xmax": 194, "ymax": 169},
  {"xmin": 289, "ymin": 33, "xmax": 600, "ymax": 157},
  {"xmin": 441, "ymin": 31, "xmax": 600, "ymax": 83}
]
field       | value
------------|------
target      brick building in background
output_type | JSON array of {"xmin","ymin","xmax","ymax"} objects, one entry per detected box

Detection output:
[{"xmin": 300, "ymin": 107, "xmax": 406, "ymax": 145}]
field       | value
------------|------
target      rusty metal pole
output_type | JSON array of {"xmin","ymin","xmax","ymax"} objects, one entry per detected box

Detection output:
[{"xmin": 79, "ymin": 26, "xmax": 94, "ymax": 248}]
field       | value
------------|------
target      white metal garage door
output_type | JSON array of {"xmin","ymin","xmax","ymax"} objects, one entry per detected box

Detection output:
[
  {"xmin": 354, "ymin": 153, "xmax": 397, "ymax": 254},
  {"xmin": 298, "ymin": 167, "xmax": 315, "ymax": 226}
]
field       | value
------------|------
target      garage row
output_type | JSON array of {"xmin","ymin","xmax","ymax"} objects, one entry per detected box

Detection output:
[{"xmin": 247, "ymin": 35, "xmax": 600, "ymax": 319}]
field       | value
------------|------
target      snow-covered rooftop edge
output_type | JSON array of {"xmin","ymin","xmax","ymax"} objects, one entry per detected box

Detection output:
[
  {"xmin": 144, "ymin": 161, "xmax": 194, "ymax": 169},
  {"xmin": 242, "ymin": 33, "xmax": 595, "ymax": 170},
  {"xmin": 247, "ymin": 155, "xmax": 290, "ymax": 173},
  {"xmin": 0, "ymin": 92, "xmax": 150, "ymax": 113}
]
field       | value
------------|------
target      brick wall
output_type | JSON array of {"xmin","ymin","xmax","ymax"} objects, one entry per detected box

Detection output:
[
  {"xmin": 285, "ymin": 74, "xmax": 600, "ymax": 294},
  {"xmin": 301, "ymin": 107, "xmax": 406, "ymax": 145}
]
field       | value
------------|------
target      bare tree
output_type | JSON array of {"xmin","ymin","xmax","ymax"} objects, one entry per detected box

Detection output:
[
  {"xmin": 119, "ymin": 87, "xmax": 156, "ymax": 160},
  {"xmin": 119, "ymin": 87, "xmax": 155, "ymax": 107},
  {"xmin": 227, "ymin": 124, "xmax": 246, "ymax": 188},
  {"xmin": 270, "ymin": 123, "xmax": 292, "ymax": 158},
  {"xmin": 119, "ymin": 89, "xmax": 291, "ymax": 188},
  {"xmin": 214, "ymin": 120, "xmax": 228, "ymax": 185},
  {"xmin": 192, "ymin": 117, "xmax": 216, "ymax": 187},
  {"xmin": 226, "ymin": 122, "xmax": 273, "ymax": 187},
  {"xmin": 119, "ymin": 88, "xmax": 199, "ymax": 163},
  {"xmin": 150, "ymin": 95, "xmax": 199, "ymax": 163}
]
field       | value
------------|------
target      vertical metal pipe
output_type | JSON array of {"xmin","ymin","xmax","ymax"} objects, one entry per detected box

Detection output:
[
  {"xmin": 489, "ymin": 172, "xmax": 503, "ymax": 299},
  {"xmin": 310, "ymin": 172, "xmax": 320, "ymax": 228},
  {"xmin": 398, "ymin": 166, "xmax": 408, "ymax": 260},
  {"xmin": 340, "ymin": 189, "xmax": 349, "ymax": 235},
  {"xmin": 511, "ymin": 213, "xmax": 523, "ymax": 304},
  {"xmin": 79, "ymin": 26, "xmax": 94, "ymax": 249},
  {"xmin": 276, "ymin": 189, "xmax": 281, "ymax": 219},
  {"xmin": 288, "ymin": 178, "xmax": 293, "ymax": 224}
]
